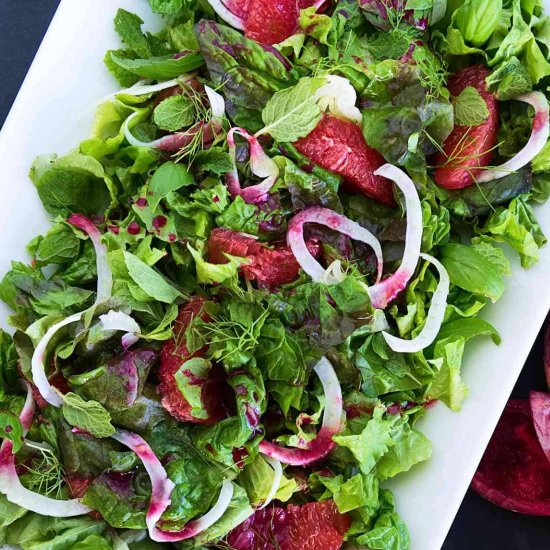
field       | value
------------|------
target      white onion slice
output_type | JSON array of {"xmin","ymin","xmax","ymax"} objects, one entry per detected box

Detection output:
[
  {"xmin": 257, "ymin": 456, "xmax": 283, "ymax": 509},
  {"xmin": 32, "ymin": 215, "xmax": 113, "ymax": 407},
  {"xmin": 68, "ymin": 214, "xmax": 112, "ymax": 304},
  {"xmin": 258, "ymin": 357, "xmax": 342, "ymax": 466},
  {"xmin": 19, "ymin": 382, "xmax": 35, "ymax": 434},
  {"xmin": 477, "ymin": 92, "xmax": 549, "ymax": 183},
  {"xmin": 382, "ymin": 254, "xmax": 450, "ymax": 353},
  {"xmin": 100, "ymin": 310, "xmax": 141, "ymax": 349},
  {"xmin": 31, "ymin": 312, "xmax": 82, "ymax": 407},
  {"xmin": 207, "ymin": 0, "xmax": 246, "ymax": 30},
  {"xmin": 113, "ymin": 429, "xmax": 234, "ymax": 542},
  {"xmin": 287, "ymin": 206, "xmax": 383, "ymax": 284},
  {"xmin": 315, "ymin": 75, "xmax": 362, "ymax": 125},
  {"xmin": 0, "ymin": 383, "xmax": 91, "ymax": 516},
  {"xmin": 148, "ymin": 479, "xmax": 234, "ymax": 542},
  {"xmin": 205, "ymin": 85, "xmax": 226, "ymax": 120},
  {"xmin": 124, "ymin": 112, "xmax": 170, "ymax": 148},
  {"xmin": 111, "ymin": 430, "xmax": 175, "ymax": 540},
  {"xmin": 226, "ymin": 127, "xmax": 279, "ymax": 204},
  {"xmin": 100, "ymin": 75, "xmax": 196, "ymax": 104},
  {"xmin": 368, "ymin": 164, "xmax": 422, "ymax": 309}
]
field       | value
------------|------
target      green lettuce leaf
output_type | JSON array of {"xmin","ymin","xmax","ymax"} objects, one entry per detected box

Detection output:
[
  {"xmin": 454, "ymin": 0, "xmax": 503, "ymax": 47},
  {"xmin": 108, "ymin": 51, "xmax": 204, "ymax": 79},
  {"xmin": 333, "ymin": 405, "xmax": 399, "ymax": 474},
  {"xmin": 488, "ymin": 0, "xmax": 550, "ymax": 83},
  {"xmin": 239, "ymin": 454, "xmax": 296, "ymax": 506},
  {"xmin": 148, "ymin": 0, "xmax": 185, "ymax": 14},
  {"xmin": 182, "ymin": 484, "xmax": 253, "ymax": 547},
  {"xmin": 440, "ymin": 168, "xmax": 532, "ymax": 217},
  {"xmin": 148, "ymin": 161, "xmax": 195, "ymax": 209},
  {"xmin": 30, "ymin": 153, "xmax": 112, "ymax": 218},
  {"xmin": 123, "ymin": 251, "xmax": 182, "ymax": 303},
  {"xmin": 477, "ymin": 196, "xmax": 547, "ymax": 268},
  {"xmin": 439, "ymin": 242, "xmax": 505, "ymax": 302},
  {"xmin": 318, "ymin": 473, "xmax": 379, "ymax": 514},
  {"xmin": 376, "ymin": 419, "xmax": 432, "ymax": 480},
  {"xmin": 426, "ymin": 338, "xmax": 470, "ymax": 410},
  {"xmin": 6, "ymin": 515, "xmax": 106, "ymax": 550}
]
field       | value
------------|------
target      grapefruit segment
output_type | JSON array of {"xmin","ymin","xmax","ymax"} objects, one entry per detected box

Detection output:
[
  {"xmin": 209, "ymin": 0, "xmax": 323, "ymax": 45},
  {"xmin": 434, "ymin": 65, "xmax": 499, "ymax": 189},
  {"xmin": 207, "ymin": 228, "xmax": 320, "ymax": 289},
  {"xmin": 157, "ymin": 297, "xmax": 225, "ymax": 425},
  {"xmin": 294, "ymin": 114, "xmax": 395, "ymax": 206},
  {"xmin": 226, "ymin": 500, "xmax": 350, "ymax": 550}
]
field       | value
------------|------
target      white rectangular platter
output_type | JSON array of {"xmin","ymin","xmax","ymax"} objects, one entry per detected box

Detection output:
[{"xmin": 0, "ymin": 1, "xmax": 549, "ymax": 549}]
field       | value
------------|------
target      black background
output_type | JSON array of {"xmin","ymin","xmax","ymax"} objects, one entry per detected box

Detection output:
[{"xmin": 0, "ymin": 1, "xmax": 549, "ymax": 548}]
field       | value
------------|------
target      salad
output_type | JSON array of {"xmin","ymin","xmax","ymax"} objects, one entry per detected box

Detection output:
[{"xmin": 0, "ymin": 0, "xmax": 549, "ymax": 548}]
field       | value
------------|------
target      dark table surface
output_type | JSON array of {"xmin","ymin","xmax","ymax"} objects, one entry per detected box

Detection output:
[{"xmin": 1, "ymin": 1, "xmax": 549, "ymax": 548}]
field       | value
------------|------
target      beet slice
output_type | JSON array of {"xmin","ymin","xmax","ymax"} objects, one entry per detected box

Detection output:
[
  {"xmin": 471, "ymin": 400, "xmax": 550, "ymax": 515},
  {"xmin": 545, "ymin": 321, "xmax": 550, "ymax": 390},
  {"xmin": 530, "ymin": 391, "xmax": 550, "ymax": 464}
]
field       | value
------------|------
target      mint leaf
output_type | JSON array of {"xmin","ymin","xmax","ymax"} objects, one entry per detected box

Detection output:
[
  {"xmin": 153, "ymin": 95, "xmax": 195, "ymax": 132},
  {"xmin": 258, "ymin": 77, "xmax": 325, "ymax": 142},
  {"xmin": 148, "ymin": 161, "xmax": 194, "ymax": 209},
  {"xmin": 62, "ymin": 393, "xmax": 115, "ymax": 438},
  {"xmin": 123, "ymin": 251, "xmax": 181, "ymax": 303},
  {"xmin": 452, "ymin": 86, "xmax": 490, "ymax": 126},
  {"xmin": 114, "ymin": 9, "xmax": 151, "ymax": 58}
]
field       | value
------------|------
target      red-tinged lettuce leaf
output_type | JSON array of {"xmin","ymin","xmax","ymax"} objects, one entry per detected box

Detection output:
[
  {"xmin": 69, "ymin": 350, "xmax": 167, "ymax": 433},
  {"xmin": 439, "ymin": 167, "xmax": 533, "ymax": 218},
  {"xmin": 82, "ymin": 470, "xmax": 148, "ymax": 529},
  {"xmin": 471, "ymin": 400, "xmax": 550, "ymax": 515},
  {"xmin": 358, "ymin": 0, "xmax": 436, "ymax": 32},
  {"xmin": 530, "ymin": 391, "xmax": 550, "ymax": 464},
  {"xmin": 196, "ymin": 20, "xmax": 295, "ymax": 130}
]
